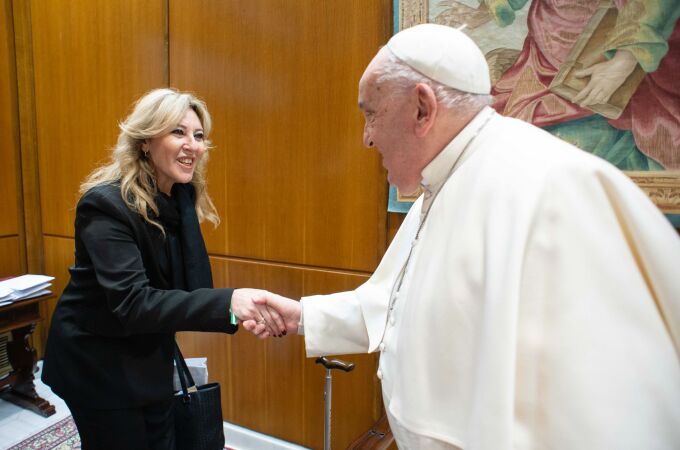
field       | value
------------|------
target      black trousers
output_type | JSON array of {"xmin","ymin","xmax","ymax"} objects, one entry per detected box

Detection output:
[{"xmin": 66, "ymin": 398, "xmax": 176, "ymax": 450}]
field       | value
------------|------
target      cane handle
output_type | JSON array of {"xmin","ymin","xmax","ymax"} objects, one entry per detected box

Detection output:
[{"xmin": 316, "ymin": 356, "xmax": 355, "ymax": 372}]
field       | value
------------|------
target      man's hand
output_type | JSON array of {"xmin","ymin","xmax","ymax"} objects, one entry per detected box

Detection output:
[
  {"xmin": 242, "ymin": 292, "xmax": 301, "ymax": 339},
  {"xmin": 231, "ymin": 288, "xmax": 286, "ymax": 337},
  {"xmin": 573, "ymin": 49, "xmax": 638, "ymax": 107}
]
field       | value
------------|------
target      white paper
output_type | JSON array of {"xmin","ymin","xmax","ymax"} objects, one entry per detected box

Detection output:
[
  {"xmin": 0, "ymin": 287, "xmax": 12, "ymax": 302},
  {"xmin": 11, "ymin": 282, "xmax": 52, "ymax": 297},
  {"xmin": 0, "ymin": 275, "xmax": 54, "ymax": 292},
  {"xmin": 173, "ymin": 357, "xmax": 208, "ymax": 391},
  {"xmin": 18, "ymin": 289, "xmax": 51, "ymax": 301},
  {"xmin": 0, "ymin": 286, "xmax": 11, "ymax": 299},
  {"xmin": 0, "ymin": 275, "xmax": 53, "ymax": 305}
]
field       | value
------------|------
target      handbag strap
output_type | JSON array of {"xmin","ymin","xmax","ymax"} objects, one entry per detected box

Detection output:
[{"xmin": 174, "ymin": 341, "xmax": 198, "ymax": 394}]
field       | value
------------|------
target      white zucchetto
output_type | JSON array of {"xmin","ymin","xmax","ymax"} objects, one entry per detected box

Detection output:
[{"xmin": 386, "ymin": 23, "xmax": 491, "ymax": 95}]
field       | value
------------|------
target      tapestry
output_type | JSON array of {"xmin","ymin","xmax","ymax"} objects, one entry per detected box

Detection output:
[{"xmin": 392, "ymin": 0, "xmax": 680, "ymax": 217}]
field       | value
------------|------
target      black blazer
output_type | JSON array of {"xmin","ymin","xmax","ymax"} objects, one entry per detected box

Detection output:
[{"xmin": 42, "ymin": 183, "xmax": 237, "ymax": 409}]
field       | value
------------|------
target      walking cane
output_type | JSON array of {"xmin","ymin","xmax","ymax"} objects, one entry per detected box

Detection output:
[{"xmin": 315, "ymin": 356, "xmax": 355, "ymax": 450}]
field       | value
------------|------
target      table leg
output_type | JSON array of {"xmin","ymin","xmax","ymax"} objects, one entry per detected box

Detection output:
[{"xmin": 0, "ymin": 324, "xmax": 56, "ymax": 417}]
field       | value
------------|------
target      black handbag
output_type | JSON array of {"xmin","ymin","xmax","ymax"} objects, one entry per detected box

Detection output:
[{"xmin": 173, "ymin": 342, "xmax": 225, "ymax": 450}]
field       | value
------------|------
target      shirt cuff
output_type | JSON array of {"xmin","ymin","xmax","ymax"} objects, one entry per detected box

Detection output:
[{"xmin": 297, "ymin": 301, "xmax": 305, "ymax": 335}]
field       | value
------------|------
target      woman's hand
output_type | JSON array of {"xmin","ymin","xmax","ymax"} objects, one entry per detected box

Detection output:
[
  {"xmin": 230, "ymin": 288, "xmax": 286, "ymax": 337},
  {"xmin": 242, "ymin": 293, "xmax": 301, "ymax": 339}
]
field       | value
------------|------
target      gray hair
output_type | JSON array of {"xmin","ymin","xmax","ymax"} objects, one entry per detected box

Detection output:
[{"xmin": 373, "ymin": 48, "xmax": 492, "ymax": 110}]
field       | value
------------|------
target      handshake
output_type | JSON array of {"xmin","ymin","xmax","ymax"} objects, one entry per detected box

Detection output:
[{"xmin": 230, "ymin": 288, "xmax": 301, "ymax": 338}]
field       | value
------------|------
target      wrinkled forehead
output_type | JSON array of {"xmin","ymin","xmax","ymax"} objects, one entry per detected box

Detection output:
[
  {"xmin": 361, "ymin": 48, "xmax": 390, "ymax": 84},
  {"xmin": 358, "ymin": 49, "xmax": 391, "ymax": 108},
  {"xmin": 357, "ymin": 74, "xmax": 379, "ymax": 111}
]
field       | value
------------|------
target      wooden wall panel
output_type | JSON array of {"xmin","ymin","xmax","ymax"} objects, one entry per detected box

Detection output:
[
  {"xmin": 0, "ymin": 0, "xmax": 20, "ymax": 237},
  {"xmin": 170, "ymin": 0, "xmax": 392, "ymax": 272},
  {"xmin": 37, "ymin": 236, "xmax": 74, "ymax": 358},
  {"xmin": 31, "ymin": 0, "xmax": 167, "ymax": 238},
  {"xmin": 0, "ymin": 236, "xmax": 22, "ymax": 278},
  {"xmin": 12, "ymin": 0, "xmax": 41, "ymax": 273},
  {"xmin": 178, "ymin": 256, "xmax": 380, "ymax": 449},
  {"xmin": 387, "ymin": 212, "xmax": 406, "ymax": 245},
  {"xmin": 17, "ymin": 0, "xmax": 393, "ymax": 446},
  {"xmin": 300, "ymin": 268, "xmax": 382, "ymax": 450}
]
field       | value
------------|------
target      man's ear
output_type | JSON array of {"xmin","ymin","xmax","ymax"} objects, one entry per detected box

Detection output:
[{"xmin": 414, "ymin": 83, "xmax": 437, "ymax": 137}]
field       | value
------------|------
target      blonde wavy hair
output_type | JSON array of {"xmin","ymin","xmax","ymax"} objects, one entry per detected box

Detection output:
[{"xmin": 80, "ymin": 88, "xmax": 220, "ymax": 232}]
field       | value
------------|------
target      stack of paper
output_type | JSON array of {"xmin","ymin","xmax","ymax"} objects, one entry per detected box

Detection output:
[{"xmin": 0, "ymin": 274, "xmax": 55, "ymax": 307}]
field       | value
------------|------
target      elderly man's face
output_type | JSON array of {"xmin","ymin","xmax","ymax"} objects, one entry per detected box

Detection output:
[{"xmin": 358, "ymin": 58, "xmax": 422, "ymax": 195}]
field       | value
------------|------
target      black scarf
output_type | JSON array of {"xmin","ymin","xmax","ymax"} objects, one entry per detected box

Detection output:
[{"xmin": 154, "ymin": 183, "xmax": 213, "ymax": 291}]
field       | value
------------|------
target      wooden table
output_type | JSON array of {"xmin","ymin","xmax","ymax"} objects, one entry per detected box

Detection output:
[{"xmin": 0, "ymin": 295, "xmax": 56, "ymax": 417}]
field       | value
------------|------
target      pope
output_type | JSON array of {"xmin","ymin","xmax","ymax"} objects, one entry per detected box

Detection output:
[{"xmin": 246, "ymin": 24, "xmax": 680, "ymax": 450}]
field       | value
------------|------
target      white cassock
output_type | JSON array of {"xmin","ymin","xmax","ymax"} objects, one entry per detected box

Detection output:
[{"xmin": 301, "ymin": 107, "xmax": 680, "ymax": 450}]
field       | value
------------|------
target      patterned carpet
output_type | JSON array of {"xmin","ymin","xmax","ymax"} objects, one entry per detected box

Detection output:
[
  {"xmin": 6, "ymin": 416, "xmax": 238, "ymax": 450},
  {"xmin": 8, "ymin": 416, "xmax": 80, "ymax": 450}
]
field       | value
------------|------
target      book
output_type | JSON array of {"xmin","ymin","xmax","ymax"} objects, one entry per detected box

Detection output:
[{"xmin": 548, "ymin": 0, "xmax": 645, "ymax": 119}]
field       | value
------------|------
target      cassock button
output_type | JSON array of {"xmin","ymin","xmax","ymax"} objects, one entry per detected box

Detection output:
[
  {"xmin": 377, "ymin": 369, "xmax": 383, "ymax": 380},
  {"xmin": 379, "ymin": 343, "xmax": 385, "ymax": 351},
  {"xmin": 389, "ymin": 316, "xmax": 396, "ymax": 326}
]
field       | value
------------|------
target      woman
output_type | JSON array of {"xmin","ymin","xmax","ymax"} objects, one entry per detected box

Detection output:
[{"xmin": 42, "ymin": 88, "xmax": 281, "ymax": 449}]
